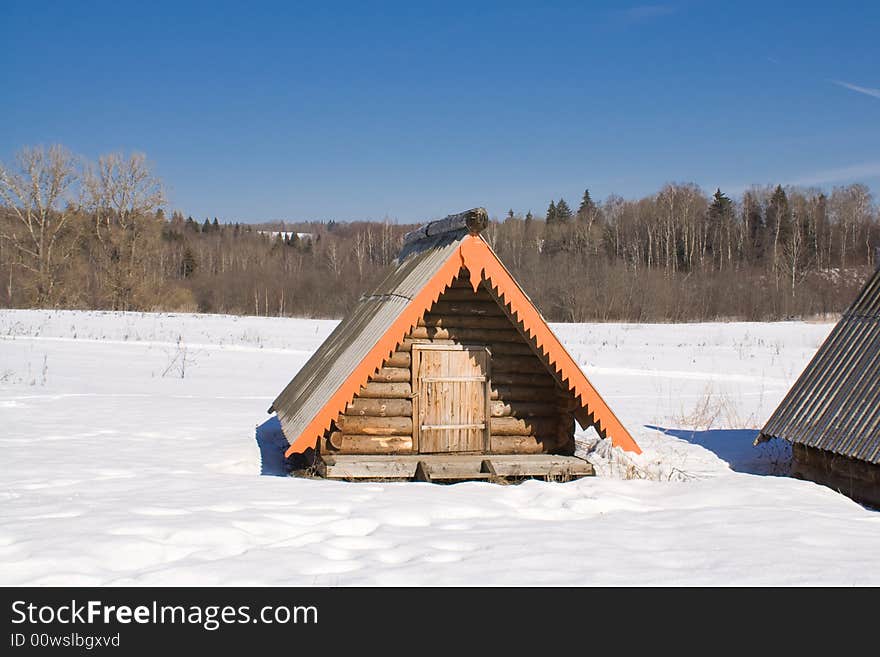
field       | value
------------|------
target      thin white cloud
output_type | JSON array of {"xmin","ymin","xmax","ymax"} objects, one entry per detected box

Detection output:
[
  {"xmin": 832, "ymin": 79, "xmax": 880, "ymax": 100},
  {"xmin": 718, "ymin": 162, "xmax": 880, "ymax": 197},
  {"xmin": 786, "ymin": 162, "xmax": 880, "ymax": 187}
]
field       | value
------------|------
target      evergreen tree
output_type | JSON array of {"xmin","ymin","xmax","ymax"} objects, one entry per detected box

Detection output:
[
  {"xmin": 768, "ymin": 185, "xmax": 792, "ymax": 244},
  {"xmin": 742, "ymin": 191, "xmax": 765, "ymax": 262},
  {"xmin": 185, "ymin": 216, "xmax": 199, "ymax": 233},
  {"xmin": 708, "ymin": 188, "xmax": 733, "ymax": 221},
  {"xmin": 212, "ymin": 217, "xmax": 220, "ymax": 231},
  {"xmin": 766, "ymin": 185, "xmax": 793, "ymax": 272},
  {"xmin": 706, "ymin": 188, "xmax": 734, "ymax": 262},
  {"xmin": 181, "ymin": 248, "xmax": 197, "ymax": 278},
  {"xmin": 546, "ymin": 200, "xmax": 557, "ymax": 225},
  {"xmin": 202, "ymin": 218, "xmax": 211, "ymax": 233},
  {"xmin": 556, "ymin": 198, "xmax": 573, "ymax": 223},
  {"xmin": 577, "ymin": 189, "xmax": 596, "ymax": 220}
]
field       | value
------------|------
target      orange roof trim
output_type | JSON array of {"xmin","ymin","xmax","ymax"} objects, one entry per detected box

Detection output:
[{"xmin": 284, "ymin": 234, "xmax": 641, "ymax": 457}]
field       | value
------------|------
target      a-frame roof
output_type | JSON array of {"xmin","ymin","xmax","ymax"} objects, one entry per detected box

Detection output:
[
  {"xmin": 271, "ymin": 209, "xmax": 641, "ymax": 457},
  {"xmin": 758, "ymin": 266, "xmax": 880, "ymax": 464}
]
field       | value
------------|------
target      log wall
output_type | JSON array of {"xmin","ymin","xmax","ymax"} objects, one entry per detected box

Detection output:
[
  {"xmin": 792, "ymin": 443, "xmax": 880, "ymax": 509},
  {"xmin": 325, "ymin": 268, "xmax": 576, "ymax": 456}
]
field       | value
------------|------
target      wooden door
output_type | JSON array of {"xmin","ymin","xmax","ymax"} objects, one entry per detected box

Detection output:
[{"xmin": 414, "ymin": 345, "xmax": 489, "ymax": 453}]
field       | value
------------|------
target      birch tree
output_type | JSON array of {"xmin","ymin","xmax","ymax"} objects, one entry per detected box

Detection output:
[
  {"xmin": 82, "ymin": 152, "xmax": 165, "ymax": 309},
  {"xmin": 0, "ymin": 145, "xmax": 80, "ymax": 304}
]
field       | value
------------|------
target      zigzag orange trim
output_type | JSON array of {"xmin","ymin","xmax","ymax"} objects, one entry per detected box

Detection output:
[
  {"xmin": 459, "ymin": 236, "xmax": 641, "ymax": 454},
  {"xmin": 284, "ymin": 234, "xmax": 641, "ymax": 457}
]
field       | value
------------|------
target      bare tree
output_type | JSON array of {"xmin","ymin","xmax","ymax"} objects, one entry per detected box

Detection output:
[
  {"xmin": 0, "ymin": 145, "xmax": 80, "ymax": 304},
  {"xmin": 781, "ymin": 209, "xmax": 805, "ymax": 299},
  {"xmin": 353, "ymin": 230, "xmax": 368, "ymax": 277},
  {"xmin": 326, "ymin": 241, "xmax": 341, "ymax": 278},
  {"xmin": 830, "ymin": 184, "xmax": 872, "ymax": 269},
  {"xmin": 82, "ymin": 152, "xmax": 165, "ymax": 309}
]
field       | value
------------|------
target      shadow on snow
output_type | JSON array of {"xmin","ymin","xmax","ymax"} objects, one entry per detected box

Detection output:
[{"xmin": 645, "ymin": 425, "xmax": 791, "ymax": 475}]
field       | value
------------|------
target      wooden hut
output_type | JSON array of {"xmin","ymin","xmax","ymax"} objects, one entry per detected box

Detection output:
[
  {"xmin": 757, "ymin": 265, "xmax": 880, "ymax": 507},
  {"xmin": 269, "ymin": 208, "xmax": 640, "ymax": 482}
]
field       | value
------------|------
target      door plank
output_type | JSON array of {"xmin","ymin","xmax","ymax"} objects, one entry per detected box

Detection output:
[{"xmin": 416, "ymin": 346, "xmax": 489, "ymax": 453}]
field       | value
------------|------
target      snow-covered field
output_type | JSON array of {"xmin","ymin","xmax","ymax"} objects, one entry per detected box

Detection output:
[{"xmin": 1, "ymin": 309, "xmax": 878, "ymax": 586}]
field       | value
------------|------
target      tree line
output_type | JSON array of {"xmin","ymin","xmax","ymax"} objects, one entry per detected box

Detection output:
[{"xmin": 1, "ymin": 144, "xmax": 878, "ymax": 322}]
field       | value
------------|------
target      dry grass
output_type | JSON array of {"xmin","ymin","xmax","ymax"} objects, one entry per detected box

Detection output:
[
  {"xmin": 669, "ymin": 384, "xmax": 762, "ymax": 431},
  {"xmin": 577, "ymin": 433, "xmax": 697, "ymax": 482}
]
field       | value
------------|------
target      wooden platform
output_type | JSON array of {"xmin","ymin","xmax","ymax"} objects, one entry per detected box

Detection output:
[{"xmin": 313, "ymin": 454, "xmax": 594, "ymax": 483}]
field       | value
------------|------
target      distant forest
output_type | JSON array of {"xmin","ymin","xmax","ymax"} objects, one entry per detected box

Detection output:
[{"xmin": 2, "ymin": 144, "xmax": 879, "ymax": 322}]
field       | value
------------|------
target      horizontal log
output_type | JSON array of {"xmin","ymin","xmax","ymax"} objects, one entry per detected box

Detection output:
[
  {"xmin": 369, "ymin": 367, "xmax": 411, "ymax": 383},
  {"xmin": 491, "ymin": 371, "xmax": 556, "ymax": 387},
  {"xmin": 490, "ymin": 416, "xmax": 560, "ymax": 436},
  {"xmin": 402, "ymin": 208, "xmax": 488, "ymax": 246},
  {"xmin": 337, "ymin": 415, "xmax": 413, "ymax": 435},
  {"xmin": 490, "ymin": 385, "xmax": 562, "ymax": 401},
  {"xmin": 329, "ymin": 432, "xmax": 414, "ymax": 454},
  {"xmin": 400, "ymin": 338, "xmax": 536, "ymax": 357},
  {"xmin": 356, "ymin": 381, "xmax": 412, "ymax": 399},
  {"xmin": 420, "ymin": 314, "xmax": 513, "ymax": 330},
  {"xmin": 428, "ymin": 301, "xmax": 506, "ymax": 317},
  {"xmin": 555, "ymin": 396, "xmax": 579, "ymax": 412},
  {"xmin": 409, "ymin": 326, "xmax": 524, "ymax": 343},
  {"xmin": 439, "ymin": 287, "xmax": 495, "ymax": 302},
  {"xmin": 384, "ymin": 351, "xmax": 411, "ymax": 368},
  {"xmin": 490, "ymin": 401, "xmax": 568, "ymax": 418},
  {"xmin": 490, "ymin": 434, "xmax": 566, "ymax": 455},
  {"xmin": 490, "ymin": 355, "xmax": 549, "ymax": 374},
  {"xmin": 553, "ymin": 435, "xmax": 576, "ymax": 456},
  {"xmin": 447, "ymin": 275, "xmax": 481, "ymax": 288},
  {"xmin": 397, "ymin": 338, "xmax": 455, "ymax": 352},
  {"xmin": 552, "ymin": 391, "xmax": 578, "ymax": 406},
  {"xmin": 448, "ymin": 274, "xmax": 496, "ymax": 294},
  {"xmin": 400, "ymin": 331, "xmax": 541, "ymax": 353},
  {"xmin": 486, "ymin": 342, "xmax": 535, "ymax": 356},
  {"xmin": 345, "ymin": 398, "xmax": 413, "ymax": 417}
]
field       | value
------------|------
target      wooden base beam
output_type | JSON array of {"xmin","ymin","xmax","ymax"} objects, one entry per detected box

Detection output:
[{"xmin": 312, "ymin": 454, "xmax": 594, "ymax": 482}]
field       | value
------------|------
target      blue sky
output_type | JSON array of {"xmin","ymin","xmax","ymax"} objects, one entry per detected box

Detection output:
[{"xmin": 2, "ymin": 1, "xmax": 878, "ymax": 222}]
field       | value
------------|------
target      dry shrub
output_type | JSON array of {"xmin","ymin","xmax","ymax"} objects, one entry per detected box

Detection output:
[
  {"xmin": 153, "ymin": 285, "xmax": 199, "ymax": 312},
  {"xmin": 670, "ymin": 384, "xmax": 760, "ymax": 431}
]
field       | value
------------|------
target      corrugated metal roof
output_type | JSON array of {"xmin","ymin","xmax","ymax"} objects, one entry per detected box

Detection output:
[
  {"xmin": 270, "ymin": 207, "xmax": 640, "ymax": 456},
  {"xmin": 270, "ymin": 227, "xmax": 469, "ymax": 447},
  {"xmin": 759, "ymin": 267, "xmax": 880, "ymax": 464}
]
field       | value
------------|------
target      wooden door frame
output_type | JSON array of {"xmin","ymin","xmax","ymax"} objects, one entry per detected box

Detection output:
[{"xmin": 411, "ymin": 343, "xmax": 491, "ymax": 454}]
